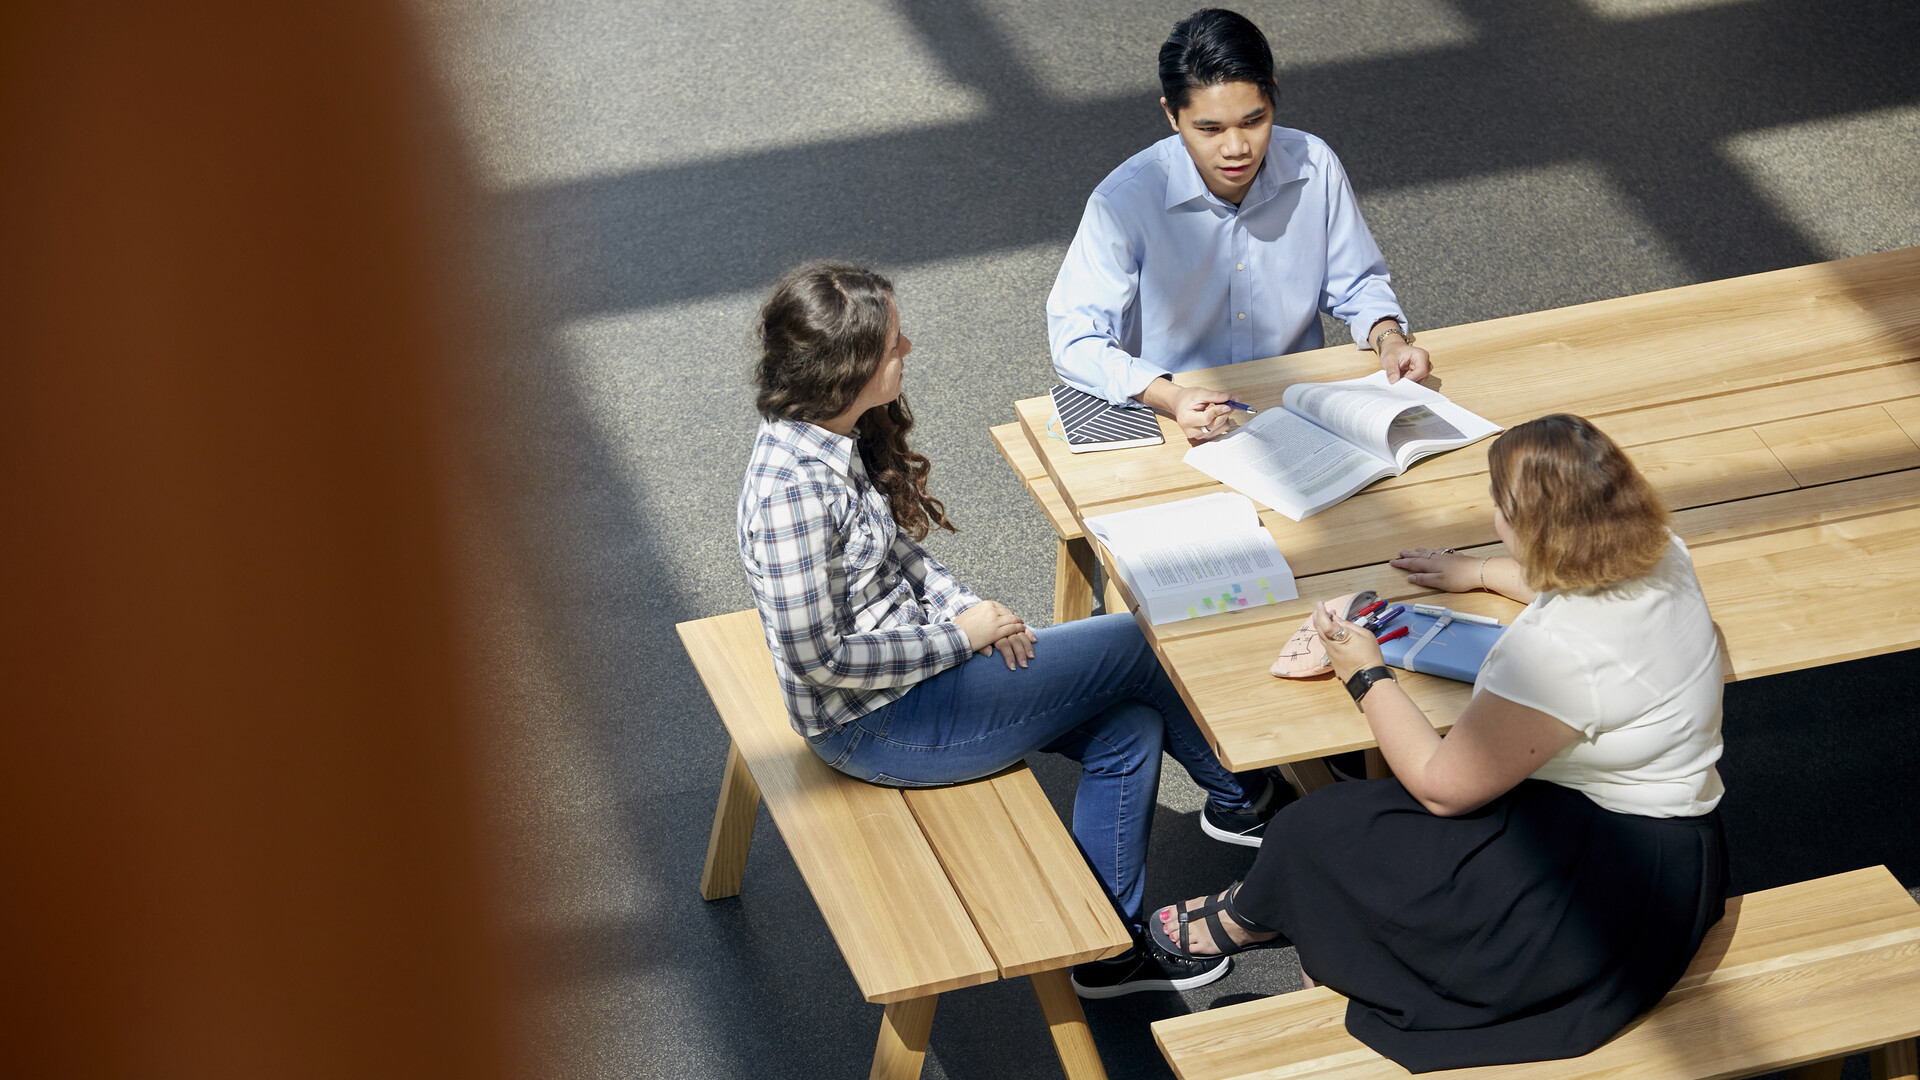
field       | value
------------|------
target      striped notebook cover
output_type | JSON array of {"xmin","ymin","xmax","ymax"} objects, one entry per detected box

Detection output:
[{"xmin": 1050, "ymin": 384, "xmax": 1165, "ymax": 453}]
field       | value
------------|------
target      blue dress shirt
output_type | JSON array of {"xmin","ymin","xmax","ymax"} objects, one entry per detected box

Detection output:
[{"xmin": 1048, "ymin": 129, "xmax": 1407, "ymax": 404}]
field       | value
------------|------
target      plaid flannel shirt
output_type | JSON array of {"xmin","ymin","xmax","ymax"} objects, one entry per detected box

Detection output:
[{"xmin": 738, "ymin": 418, "xmax": 979, "ymax": 737}]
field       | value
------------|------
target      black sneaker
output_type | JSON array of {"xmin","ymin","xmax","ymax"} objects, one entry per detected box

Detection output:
[
  {"xmin": 1070, "ymin": 945, "xmax": 1230, "ymax": 999},
  {"xmin": 1200, "ymin": 770, "xmax": 1287, "ymax": 848}
]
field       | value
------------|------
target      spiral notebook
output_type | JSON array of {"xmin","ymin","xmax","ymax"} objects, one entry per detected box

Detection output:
[
  {"xmin": 1377, "ymin": 609, "xmax": 1506, "ymax": 683},
  {"xmin": 1050, "ymin": 384, "xmax": 1165, "ymax": 453}
]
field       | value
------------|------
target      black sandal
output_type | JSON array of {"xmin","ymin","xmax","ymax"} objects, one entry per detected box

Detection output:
[{"xmin": 1147, "ymin": 882, "xmax": 1286, "ymax": 960}]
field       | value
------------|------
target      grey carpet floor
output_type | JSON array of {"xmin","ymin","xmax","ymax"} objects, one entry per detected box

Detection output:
[{"xmin": 416, "ymin": 1, "xmax": 1920, "ymax": 1076}]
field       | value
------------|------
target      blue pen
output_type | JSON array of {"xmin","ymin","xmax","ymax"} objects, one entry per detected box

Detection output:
[
  {"xmin": 1357, "ymin": 604, "xmax": 1406, "ymax": 632},
  {"xmin": 1223, "ymin": 400, "xmax": 1257, "ymax": 414}
]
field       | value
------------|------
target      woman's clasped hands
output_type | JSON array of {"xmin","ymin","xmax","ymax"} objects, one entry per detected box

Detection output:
[{"xmin": 954, "ymin": 600, "xmax": 1037, "ymax": 670}]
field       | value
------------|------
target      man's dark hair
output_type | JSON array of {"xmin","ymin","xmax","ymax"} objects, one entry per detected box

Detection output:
[{"xmin": 1158, "ymin": 9, "xmax": 1277, "ymax": 117}]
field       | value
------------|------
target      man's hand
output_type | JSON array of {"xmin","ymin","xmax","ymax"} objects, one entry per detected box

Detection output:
[
  {"xmin": 1378, "ymin": 337, "xmax": 1433, "ymax": 384},
  {"xmin": 1368, "ymin": 319, "xmax": 1433, "ymax": 384},
  {"xmin": 1136, "ymin": 377, "xmax": 1239, "ymax": 442}
]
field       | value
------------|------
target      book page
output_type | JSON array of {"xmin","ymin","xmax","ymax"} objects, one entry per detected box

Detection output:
[
  {"xmin": 1283, "ymin": 371, "xmax": 1499, "ymax": 470},
  {"xmin": 1279, "ymin": 373, "xmax": 1415, "ymax": 460},
  {"xmin": 1083, "ymin": 492, "xmax": 1298, "ymax": 623},
  {"xmin": 1183, "ymin": 409, "xmax": 1395, "ymax": 520}
]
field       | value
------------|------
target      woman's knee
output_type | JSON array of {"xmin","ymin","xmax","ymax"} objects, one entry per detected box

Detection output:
[{"xmin": 1079, "ymin": 703, "xmax": 1165, "ymax": 774}]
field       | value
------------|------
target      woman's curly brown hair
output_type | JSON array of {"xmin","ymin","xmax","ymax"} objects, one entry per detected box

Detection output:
[
  {"xmin": 753, "ymin": 263, "xmax": 952, "ymax": 541},
  {"xmin": 1487, "ymin": 413, "xmax": 1670, "ymax": 592}
]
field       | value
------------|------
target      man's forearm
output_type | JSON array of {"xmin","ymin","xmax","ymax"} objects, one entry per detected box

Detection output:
[{"xmin": 1133, "ymin": 374, "xmax": 1180, "ymax": 413}]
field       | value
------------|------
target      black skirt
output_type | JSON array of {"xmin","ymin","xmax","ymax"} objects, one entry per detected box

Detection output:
[{"xmin": 1232, "ymin": 778, "xmax": 1728, "ymax": 1073}]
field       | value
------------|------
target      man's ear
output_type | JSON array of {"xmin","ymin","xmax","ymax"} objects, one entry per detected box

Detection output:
[{"xmin": 1160, "ymin": 96, "xmax": 1179, "ymax": 132}]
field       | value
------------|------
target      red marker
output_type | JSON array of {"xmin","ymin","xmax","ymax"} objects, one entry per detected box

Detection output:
[{"xmin": 1376, "ymin": 625, "xmax": 1411, "ymax": 644}]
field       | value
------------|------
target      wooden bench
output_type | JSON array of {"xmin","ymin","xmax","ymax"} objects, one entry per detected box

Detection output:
[
  {"xmin": 1151, "ymin": 865, "xmax": 1920, "ymax": 1080},
  {"xmin": 990, "ymin": 422, "xmax": 1123, "ymax": 623},
  {"xmin": 680, "ymin": 609, "xmax": 1134, "ymax": 1080}
]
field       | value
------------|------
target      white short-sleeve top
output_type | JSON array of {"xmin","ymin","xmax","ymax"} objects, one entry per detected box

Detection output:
[{"xmin": 1475, "ymin": 533, "xmax": 1725, "ymax": 818}]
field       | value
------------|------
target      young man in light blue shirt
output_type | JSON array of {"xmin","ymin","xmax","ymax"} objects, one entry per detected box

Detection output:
[{"xmin": 1048, "ymin": 8, "xmax": 1432, "ymax": 443}]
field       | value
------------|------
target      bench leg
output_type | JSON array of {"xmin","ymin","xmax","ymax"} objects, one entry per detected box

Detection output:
[
  {"xmin": 1276, "ymin": 758, "xmax": 1336, "ymax": 797},
  {"xmin": 1874, "ymin": 1039, "xmax": 1919, "ymax": 1080},
  {"xmin": 699, "ymin": 740, "xmax": 761, "ymax": 900},
  {"xmin": 869, "ymin": 994, "xmax": 938, "ymax": 1080},
  {"xmin": 1054, "ymin": 537, "xmax": 1099, "ymax": 623},
  {"xmin": 1030, "ymin": 968, "xmax": 1109, "ymax": 1080}
]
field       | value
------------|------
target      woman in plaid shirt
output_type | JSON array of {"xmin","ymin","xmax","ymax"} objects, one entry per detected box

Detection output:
[{"xmin": 739, "ymin": 263, "xmax": 1282, "ymax": 999}]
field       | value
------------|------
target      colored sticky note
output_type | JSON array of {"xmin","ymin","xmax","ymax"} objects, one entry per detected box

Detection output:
[
  {"xmin": 1202, "ymin": 597, "xmax": 1215, "ymax": 608},
  {"xmin": 1220, "ymin": 593, "xmax": 1232, "ymax": 606},
  {"xmin": 1232, "ymin": 583, "xmax": 1243, "ymax": 594},
  {"xmin": 1264, "ymin": 593, "xmax": 1276, "ymax": 604},
  {"xmin": 1187, "ymin": 606, "xmax": 1199, "ymax": 619},
  {"xmin": 1236, "ymin": 597, "xmax": 1248, "ymax": 606},
  {"xmin": 1258, "ymin": 578, "xmax": 1269, "ymax": 589}
]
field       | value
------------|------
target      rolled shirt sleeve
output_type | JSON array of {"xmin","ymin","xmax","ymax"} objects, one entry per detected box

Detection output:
[
  {"xmin": 1047, "ymin": 193, "xmax": 1170, "ymax": 405},
  {"xmin": 1317, "ymin": 150, "xmax": 1405, "ymax": 349}
]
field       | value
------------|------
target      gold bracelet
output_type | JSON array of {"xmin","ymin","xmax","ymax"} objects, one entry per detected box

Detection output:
[
  {"xmin": 1479, "ymin": 557, "xmax": 1490, "ymax": 590},
  {"xmin": 1372, "ymin": 326, "xmax": 1409, "ymax": 352}
]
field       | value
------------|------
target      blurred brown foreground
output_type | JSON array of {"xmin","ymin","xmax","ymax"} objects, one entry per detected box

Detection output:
[{"xmin": 2, "ymin": 4, "xmax": 524, "ymax": 1076}]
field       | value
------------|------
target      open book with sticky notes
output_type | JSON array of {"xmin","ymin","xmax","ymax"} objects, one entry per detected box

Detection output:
[
  {"xmin": 1184, "ymin": 371, "xmax": 1500, "ymax": 521},
  {"xmin": 1082, "ymin": 492, "xmax": 1298, "ymax": 625}
]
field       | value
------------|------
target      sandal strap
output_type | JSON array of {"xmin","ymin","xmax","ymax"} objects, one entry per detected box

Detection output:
[{"xmin": 1224, "ymin": 882, "xmax": 1281, "ymax": 936}]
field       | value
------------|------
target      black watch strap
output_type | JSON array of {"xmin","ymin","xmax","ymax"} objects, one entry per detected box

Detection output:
[{"xmin": 1345, "ymin": 665, "xmax": 1396, "ymax": 708}]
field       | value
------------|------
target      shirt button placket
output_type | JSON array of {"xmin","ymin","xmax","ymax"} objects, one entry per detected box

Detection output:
[{"xmin": 1231, "ymin": 225, "xmax": 1252, "ymax": 363}]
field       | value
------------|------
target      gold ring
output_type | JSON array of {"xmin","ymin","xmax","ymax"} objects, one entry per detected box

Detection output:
[{"xmin": 1328, "ymin": 629, "xmax": 1350, "ymax": 643}]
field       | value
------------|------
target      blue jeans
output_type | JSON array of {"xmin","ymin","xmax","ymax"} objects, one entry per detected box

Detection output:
[{"xmin": 807, "ymin": 613, "xmax": 1258, "ymax": 931}]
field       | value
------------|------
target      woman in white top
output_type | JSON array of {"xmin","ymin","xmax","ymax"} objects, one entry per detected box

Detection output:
[{"xmin": 1147, "ymin": 413, "xmax": 1729, "ymax": 1071}]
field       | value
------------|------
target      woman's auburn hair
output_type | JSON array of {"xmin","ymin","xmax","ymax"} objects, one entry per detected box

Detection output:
[
  {"xmin": 1487, "ymin": 414, "xmax": 1670, "ymax": 592},
  {"xmin": 753, "ymin": 262, "xmax": 952, "ymax": 541}
]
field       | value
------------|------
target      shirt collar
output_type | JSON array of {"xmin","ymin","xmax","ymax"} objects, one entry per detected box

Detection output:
[
  {"xmin": 764, "ymin": 416, "xmax": 857, "ymax": 479},
  {"xmin": 1162, "ymin": 130, "xmax": 1312, "ymax": 212}
]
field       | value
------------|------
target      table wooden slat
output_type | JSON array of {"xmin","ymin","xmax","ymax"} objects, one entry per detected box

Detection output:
[
  {"xmin": 1162, "ymin": 465, "xmax": 1920, "ymax": 770},
  {"xmin": 1754, "ymin": 403, "xmax": 1920, "ymax": 487},
  {"xmin": 990, "ymin": 422, "xmax": 1083, "ymax": 542},
  {"xmin": 1018, "ymin": 249, "xmax": 1920, "ymax": 520}
]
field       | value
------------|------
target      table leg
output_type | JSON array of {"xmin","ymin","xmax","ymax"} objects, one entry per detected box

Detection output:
[
  {"xmin": 1874, "ymin": 1039, "xmax": 1919, "ymax": 1080},
  {"xmin": 1786, "ymin": 1058, "xmax": 1846, "ymax": 1080},
  {"xmin": 1364, "ymin": 748, "xmax": 1393, "ymax": 779},
  {"xmin": 869, "ymin": 994, "xmax": 938, "ymax": 1080},
  {"xmin": 1053, "ymin": 537, "xmax": 1098, "ymax": 623},
  {"xmin": 1030, "ymin": 968, "xmax": 1109, "ymax": 1080},
  {"xmin": 1100, "ymin": 568, "xmax": 1126, "ymax": 618},
  {"xmin": 699, "ymin": 740, "xmax": 760, "ymax": 900}
]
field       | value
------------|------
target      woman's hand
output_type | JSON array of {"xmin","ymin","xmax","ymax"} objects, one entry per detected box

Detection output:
[
  {"xmin": 1309, "ymin": 600, "xmax": 1383, "ymax": 683},
  {"xmin": 983, "ymin": 627, "xmax": 1037, "ymax": 670},
  {"xmin": 954, "ymin": 601, "xmax": 1026, "ymax": 657},
  {"xmin": 1390, "ymin": 547, "xmax": 1485, "ymax": 593}
]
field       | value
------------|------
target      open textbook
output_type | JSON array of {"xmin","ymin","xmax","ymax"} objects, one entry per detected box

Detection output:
[
  {"xmin": 1184, "ymin": 371, "xmax": 1501, "ymax": 521},
  {"xmin": 1082, "ymin": 492, "xmax": 1298, "ymax": 625}
]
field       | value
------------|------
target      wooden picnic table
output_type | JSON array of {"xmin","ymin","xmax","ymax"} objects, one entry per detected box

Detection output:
[{"xmin": 1012, "ymin": 246, "xmax": 1920, "ymax": 781}]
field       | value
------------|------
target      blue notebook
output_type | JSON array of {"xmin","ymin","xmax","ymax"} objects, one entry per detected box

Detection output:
[{"xmin": 1377, "ymin": 609, "xmax": 1506, "ymax": 683}]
